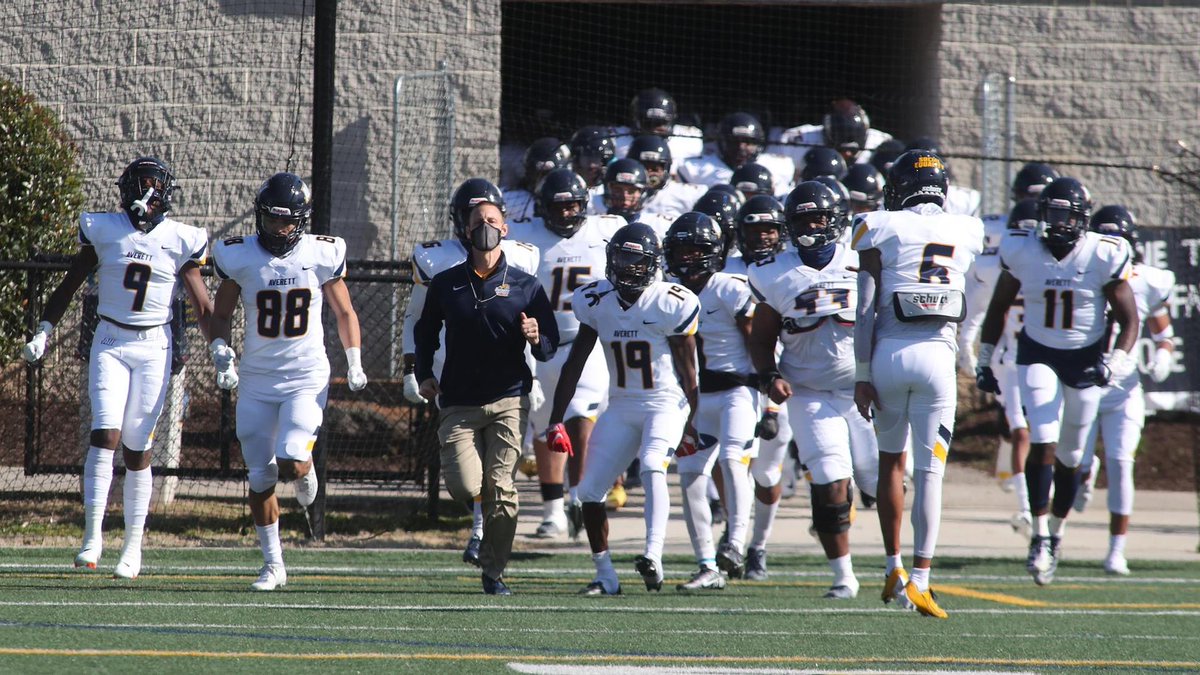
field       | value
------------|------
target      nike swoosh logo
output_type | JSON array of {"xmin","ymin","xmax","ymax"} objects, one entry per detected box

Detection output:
[
  {"xmin": 705, "ymin": 309, "xmax": 720, "ymax": 315},
  {"xmin": 303, "ymin": 265, "xmax": 315, "ymax": 270},
  {"xmin": 453, "ymin": 284, "xmax": 469, "ymax": 291},
  {"xmin": 642, "ymin": 320, "xmax": 656, "ymax": 325},
  {"xmin": 161, "ymin": 246, "xmax": 172, "ymax": 250}
]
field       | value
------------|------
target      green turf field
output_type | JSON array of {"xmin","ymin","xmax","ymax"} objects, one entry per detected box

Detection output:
[{"xmin": 0, "ymin": 547, "xmax": 1197, "ymax": 674}]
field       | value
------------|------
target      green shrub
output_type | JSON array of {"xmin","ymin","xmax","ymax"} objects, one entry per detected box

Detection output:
[{"xmin": 0, "ymin": 78, "xmax": 84, "ymax": 356}]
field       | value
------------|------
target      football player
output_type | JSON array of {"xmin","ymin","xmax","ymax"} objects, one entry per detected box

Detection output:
[
  {"xmin": 1076, "ymin": 205, "xmax": 1175, "ymax": 575},
  {"xmin": 843, "ymin": 163, "xmax": 884, "ymax": 215},
  {"xmin": 613, "ymin": 88, "xmax": 704, "ymax": 169},
  {"xmin": 503, "ymin": 137, "xmax": 570, "ymax": 224},
  {"xmin": 905, "ymin": 138, "xmax": 981, "ymax": 217},
  {"xmin": 679, "ymin": 112, "xmax": 794, "ymax": 196},
  {"xmin": 975, "ymin": 177, "xmax": 1138, "ymax": 586},
  {"xmin": 399, "ymin": 178, "xmax": 540, "ymax": 565},
  {"xmin": 628, "ymin": 135, "xmax": 706, "ymax": 220},
  {"xmin": 23, "ymin": 157, "xmax": 213, "ymax": 579},
  {"xmin": 798, "ymin": 146, "xmax": 849, "ymax": 183},
  {"xmin": 662, "ymin": 212, "xmax": 758, "ymax": 590},
  {"xmin": 692, "ymin": 188, "xmax": 743, "ymax": 261},
  {"xmin": 508, "ymin": 168, "xmax": 625, "ymax": 539},
  {"xmin": 853, "ymin": 150, "xmax": 984, "ymax": 617},
  {"xmin": 776, "ymin": 99, "xmax": 894, "ymax": 168},
  {"xmin": 546, "ymin": 223, "xmax": 700, "ymax": 595},
  {"xmin": 730, "ymin": 163, "xmax": 776, "ymax": 200},
  {"xmin": 568, "ymin": 125, "xmax": 616, "ymax": 195},
  {"xmin": 208, "ymin": 172, "xmax": 367, "ymax": 590},
  {"xmin": 591, "ymin": 157, "xmax": 673, "ymax": 239},
  {"xmin": 750, "ymin": 181, "xmax": 877, "ymax": 599}
]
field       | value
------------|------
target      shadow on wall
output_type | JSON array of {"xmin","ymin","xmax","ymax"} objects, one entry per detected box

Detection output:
[
  {"xmin": 332, "ymin": 115, "xmax": 377, "ymax": 258},
  {"xmin": 216, "ymin": 0, "xmax": 307, "ymax": 18}
]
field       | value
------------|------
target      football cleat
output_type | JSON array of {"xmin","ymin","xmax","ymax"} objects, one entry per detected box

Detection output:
[
  {"xmin": 294, "ymin": 469, "xmax": 318, "ymax": 508},
  {"xmin": 578, "ymin": 579, "xmax": 622, "ymax": 596},
  {"xmin": 113, "ymin": 545, "xmax": 141, "ymax": 580},
  {"xmin": 676, "ymin": 566, "xmax": 727, "ymax": 592},
  {"xmin": 250, "ymin": 563, "xmax": 287, "ymax": 591},
  {"xmin": 744, "ymin": 548, "xmax": 768, "ymax": 581},
  {"xmin": 1042, "ymin": 536, "xmax": 1062, "ymax": 585},
  {"xmin": 533, "ymin": 513, "xmax": 568, "ymax": 539},
  {"xmin": 634, "ymin": 555, "xmax": 663, "ymax": 592},
  {"xmin": 606, "ymin": 484, "xmax": 628, "ymax": 511},
  {"xmin": 1011, "ymin": 511, "xmax": 1033, "ymax": 539},
  {"xmin": 881, "ymin": 567, "xmax": 913, "ymax": 608},
  {"xmin": 716, "ymin": 544, "xmax": 745, "ymax": 579},
  {"xmin": 73, "ymin": 547, "xmax": 100, "ymax": 570},
  {"xmin": 903, "ymin": 581, "xmax": 948, "ymax": 619},
  {"xmin": 823, "ymin": 579, "xmax": 860, "ymax": 600},
  {"xmin": 481, "ymin": 574, "xmax": 512, "ymax": 596},
  {"xmin": 462, "ymin": 534, "xmax": 483, "ymax": 568},
  {"xmin": 517, "ymin": 453, "xmax": 538, "ymax": 479},
  {"xmin": 1027, "ymin": 536, "xmax": 1052, "ymax": 585},
  {"xmin": 1104, "ymin": 554, "xmax": 1130, "ymax": 576},
  {"xmin": 566, "ymin": 500, "xmax": 584, "ymax": 540}
]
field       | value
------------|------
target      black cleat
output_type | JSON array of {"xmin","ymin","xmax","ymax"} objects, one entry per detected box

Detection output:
[
  {"xmin": 481, "ymin": 574, "xmax": 512, "ymax": 596},
  {"xmin": 634, "ymin": 555, "xmax": 663, "ymax": 591},
  {"xmin": 463, "ymin": 535, "xmax": 482, "ymax": 568}
]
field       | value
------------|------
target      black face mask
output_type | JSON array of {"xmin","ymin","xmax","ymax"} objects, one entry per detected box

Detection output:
[{"xmin": 470, "ymin": 223, "xmax": 502, "ymax": 251}]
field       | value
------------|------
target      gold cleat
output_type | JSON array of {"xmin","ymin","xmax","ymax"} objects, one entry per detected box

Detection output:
[
  {"xmin": 881, "ymin": 567, "xmax": 911, "ymax": 606},
  {"xmin": 606, "ymin": 484, "xmax": 627, "ymax": 511},
  {"xmin": 903, "ymin": 580, "xmax": 948, "ymax": 619}
]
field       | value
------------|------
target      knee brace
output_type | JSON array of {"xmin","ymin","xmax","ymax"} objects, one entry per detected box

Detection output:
[
  {"xmin": 248, "ymin": 463, "xmax": 279, "ymax": 494},
  {"xmin": 812, "ymin": 499, "xmax": 852, "ymax": 534}
]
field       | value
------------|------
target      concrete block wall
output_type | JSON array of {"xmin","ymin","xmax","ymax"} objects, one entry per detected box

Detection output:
[
  {"xmin": 0, "ymin": 0, "xmax": 501, "ymax": 259},
  {"xmin": 939, "ymin": 3, "xmax": 1200, "ymax": 226}
]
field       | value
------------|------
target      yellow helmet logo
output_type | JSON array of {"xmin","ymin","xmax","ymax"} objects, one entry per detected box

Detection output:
[{"xmin": 914, "ymin": 156, "xmax": 944, "ymax": 170}]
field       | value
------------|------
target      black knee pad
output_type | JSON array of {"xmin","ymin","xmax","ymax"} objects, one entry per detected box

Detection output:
[{"xmin": 812, "ymin": 500, "xmax": 852, "ymax": 534}]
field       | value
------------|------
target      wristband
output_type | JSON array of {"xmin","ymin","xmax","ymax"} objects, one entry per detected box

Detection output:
[
  {"xmin": 1149, "ymin": 324, "xmax": 1174, "ymax": 343},
  {"xmin": 977, "ymin": 343, "xmax": 996, "ymax": 369},
  {"xmin": 854, "ymin": 361, "xmax": 871, "ymax": 382},
  {"xmin": 345, "ymin": 347, "xmax": 362, "ymax": 370}
]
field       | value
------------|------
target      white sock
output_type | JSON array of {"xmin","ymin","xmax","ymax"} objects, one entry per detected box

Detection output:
[
  {"xmin": 471, "ymin": 498, "xmax": 484, "ymax": 538},
  {"xmin": 911, "ymin": 468, "xmax": 944, "ymax": 560},
  {"xmin": 82, "ymin": 446, "xmax": 115, "ymax": 551},
  {"xmin": 886, "ymin": 554, "xmax": 904, "ymax": 575},
  {"xmin": 543, "ymin": 497, "xmax": 564, "ymax": 521},
  {"xmin": 910, "ymin": 566, "xmax": 931, "ymax": 592},
  {"xmin": 749, "ymin": 496, "xmax": 778, "ymax": 550},
  {"xmin": 121, "ymin": 466, "xmax": 153, "ymax": 560},
  {"xmin": 568, "ymin": 486, "xmax": 579, "ymax": 504},
  {"xmin": 1108, "ymin": 533, "xmax": 1127, "ymax": 559},
  {"xmin": 829, "ymin": 553, "xmax": 856, "ymax": 588},
  {"xmin": 720, "ymin": 459, "xmax": 752, "ymax": 553},
  {"xmin": 592, "ymin": 549, "xmax": 617, "ymax": 584},
  {"xmin": 680, "ymin": 472, "xmax": 716, "ymax": 566},
  {"xmin": 256, "ymin": 521, "xmax": 284, "ymax": 566},
  {"xmin": 1012, "ymin": 472, "xmax": 1030, "ymax": 513},
  {"xmin": 642, "ymin": 470, "xmax": 669, "ymax": 563},
  {"xmin": 1033, "ymin": 513, "xmax": 1050, "ymax": 538},
  {"xmin": 1048, "ymin": 514, "xmax": 1066, "ymax": 538}
]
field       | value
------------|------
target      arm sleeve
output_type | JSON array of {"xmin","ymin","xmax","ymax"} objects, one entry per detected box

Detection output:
[
  {"xmin": 413, "ymin": 280, "xmax": 444, "ymax": 382},
  {"xmin": 401, "ymin": 282, "xmax": 428, "ymax": 356},
  {"xmin": 527, "ymin": 279, "xmax": 558, "ymax": 362},
  {"xmin": 958, "ymin": 270, "xmax": 992, "ymax": 356},
  {"xmin": 854, "ymin": 269, "xmax": 878, "ymax": 372}
]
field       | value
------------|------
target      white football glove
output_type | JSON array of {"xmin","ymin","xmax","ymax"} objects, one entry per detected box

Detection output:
[
  {"xmin": 346, "ymin": 347, "xmax": 368, "ymax": 392},
  {"xmin": 402, "ymin": 372, "xmax": 427, "ymax": 403},
  {"xmin": 216, "ymin": 366, "xmax": 239, "ymax": 391},
  {"xmin": 1149, "ymin": 347, "xmax": 1173, "ymax": 383},
  {"xmin": 1105, "ymin": 348, "xmax": 1136, "ymax": 381},
  {"xmin": 22, "ymin": 321, "xmax": 53, "ymax": 364},
  {"xmin": 528, "ymin": 378, "xmax": 545, "ymax": 412},
  {"xmin": 209, "ymin": 338, "xmax": 237, "ymax": 372}
]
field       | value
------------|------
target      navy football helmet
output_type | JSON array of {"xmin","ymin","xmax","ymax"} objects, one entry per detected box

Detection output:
[
  {"xmin": 801, "ymin": 146, "xmax": 848, "ymax": 182},
  {"xmin": 1011, "ymin": 162, "xmax": 1060, "ymax": 202},
  {"xmin": 663, "ymin": 211, "xmax": 725, "ymax": 281},
  {"xmin": 536, "ymin": 168, "xmax": 589, "ymax": 238},
  {"xmin": 255, "ymin": 172, "xmax": 313, "ymax": 257},
  {"xmin": 603, "ymin": 158, "xmax": 649, "ymax": 220},
  {"xmin": 627, "ymin": 134, "xmax": 673, "ymax": 190},
  {"xmin": 823, "ymin": 99, "xmax": 870, "ymax": 161},
  {"xmin": 630, "ymin": 88, "xmax": 677, "ymax": 136},
  {"xmin": 869, "ymin": 138, "xmax": 906, "ymax": 176},
  {"xmin": 118, "ymin": 156, "xmax": 178, "ymax": 229},
  {"xmin": 1036, "ymin": 177, "xmax": 1091, "ymax": 247},
  {"xmin": 1007, "ymin": 198, "xmax": 1039, "ymax": 230},
  {"xmin": 569, "ymin": 125, "xmax": 616, "ymax": 186},
  {"xmin": 606, "ymin": 222, "xmax": 661, "ymax": 296},
  {"xmin": 784, "ymin": 181, "xmax": 843, "ymax": 250},
  {"xmin": 451, "ymin": 178, "xmax": 506, "ymax": 243},
  {"xmin": 522, "ymin": 137, "xmax": 570, "ymax": 189},
  {"xmin": 692, "ymin": 188, "xmax": 742, "ymax": 255},
  {"xmin": 884, "ymin": 150, "xmax": 948, "ymax": 211},
  {"xmin": 1090, "ymin": 204, "xmax": 1138, "ymax": 260},
  {"xmin": 730, "ymin": 162, "xmax": 774, "ymax": 199},
  {"xmin": 843, "ymin": 163, "xmax": 883, "ymax": 212},
  {"xmin": 735, "ymin": 194, "xmax": 786, "ymax": 262},
  {"xmin": 718, "ymin": 112, "xmax": 765, "ymax": 169}
]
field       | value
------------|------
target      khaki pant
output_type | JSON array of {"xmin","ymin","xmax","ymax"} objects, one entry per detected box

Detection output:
[{"xmin": 437, "ymin": 395, "xmax": 527, "ymax": 580}]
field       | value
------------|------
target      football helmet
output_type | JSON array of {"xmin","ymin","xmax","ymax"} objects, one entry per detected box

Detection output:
[
  {"xmin": 606, "ymin": 222, "xmax": 661, "ymax": 296},
  {"xmin": 843, "ymin": 163, "xmax": 883, "ymax": 212},
  {"xmin": 522, "ymin": 137, "xmax": 570, "ymax": 189},
  {"xmin": 718, "ymin": 112, "xmax": 765, "ymax": 169},
  {"xmin": 630, "ymin": 88, "xmax": 677, "ymax": 136},
  {"xmin": 692, "ymin": 188, "xmax": 742, "ymax": 255},
  {"xmin": 536, "ymin": 168, "xmax": 589, "ymax": 238},
  {"xmin": 1036, "ymin": 177, "xmax": 1091, "ymax": 247},
  {"xmin": 568, "ymin": 125, "xmax": 616, "ymax": 187},
  {"xmin": 1090, "ymin": 204, "xmax": 1138, "ymax": 259},
  {"xmin": 784, "ymin": 181, "xmax": 843, "ymax": 250},
  {"xmin": 255, "ymin": 172, "xmax": 313, "ymax": 257},
  {"xmin": 1007, "ymin": 198, "xmax": 1039, "ymax": 230},
  {"xmin": 735, "ymin": 194, "xmax": 786, "ymax": 262},
  {"xmin": 801, "ymin": 146, "xmax": 848, "ymax": 182},
  {"xmin": 117, "ymin": 156, "xmax": 178, "ymax": 229},
  {"xmin": 627, "ymin": 134, "xmax": 673, "ymax": 190},
  {"xmin": 869, "ymin": 138, "xmax": 906, "ymax": 176},
  {"xmin": 812, "ymin": 175, "xmax": 851, "ymax": 230},
  {"xmin": 1011, "ymin": 162, "xmax": 1060, "ymax": 202},
  {"xmin": 884, "ymin": 150, "xmax": 948, "ymax": 211},
  {"xmin": 451, "ymin": 178, "xmax": 506, "ymax": 243},
  {"xmin": 823, "ymin": 99, "xmax": 870, "ymax": 161},
  {"xmin": 708, "ymin": 183, "xmax": 746, "ymax": 209},
  {"xmin": 602, "ymin": 158, "xmax": 649, "ymax": 220},
  {"xmin": 730, "ymin": 162, "xmax": 774, "ymax": 199},
  {"xmin": 663, "ymin": 211, "xmax": 724, "ymax": 281}
]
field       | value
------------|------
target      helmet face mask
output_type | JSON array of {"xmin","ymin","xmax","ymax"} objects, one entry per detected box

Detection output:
[
  {"xmin": 1035, "ymin": 177, "xmax": 1091, "ymax": 248},
  {"xmin": 730, "ymin": 162, "xmax": 773, "ymax": 199},
  {"xmin": 629, "ymin": 135, "xmax": 672, "ymax": 190},
  {"xmin": 536, "ymin": 168, "xmax": 589, "ymax": 237},
  {"xmin": 602, "ymin": 159, "xmax": 649, "ymax": 220},
  {"xmin": 522, "ymin": 137, "xmax": 570, "ymax": 190},
  {"xmin": 118, "ymin": 157, "xmax": 178, "ymax": 230},
  {"xmin": 606, "ymin": 223, "xmax": 661, "ymax": 298},
  {"xmin": 255, "ymin": 172, "xmax": 313, "ymax": 257},
  {"xmin": 823, "ymin": 100, "xmax": 870, "ymax": 162},
  {"xmin": 663, "ymin": 212, "xmax": 723, "ymax": 283},
  {"xmin": 631, "ymin": 88, "xmax": 677, "ymax": 136},
  {"xmin": 843, "ymin": 163, "xmax": 883, "ymax": 214},
  {"xmin": 785, "ymin": 181, "xmax": 842, "ymax": 250},
  {"xmin": 718, "ymin": 113, "xmax": 765, "ymax": 169},
  {"xmin": 735, "ymin": 194, "xmax": 786, "ymax": 262},
  {"xmin": 569, "ymin": 126, "xmax": 616, "ymax": 187}
]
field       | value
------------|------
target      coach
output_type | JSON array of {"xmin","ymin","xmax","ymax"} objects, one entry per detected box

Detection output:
[{"xmin": 414, "ymin": 197, "xmax": 557, "ymax": 595}]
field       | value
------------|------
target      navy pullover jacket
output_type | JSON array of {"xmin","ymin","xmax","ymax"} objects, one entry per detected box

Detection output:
[{"xmin": 414, "ymin": 253, "xmax": 558, "ymax": 407}]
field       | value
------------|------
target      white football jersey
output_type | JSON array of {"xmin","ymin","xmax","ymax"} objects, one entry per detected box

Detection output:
[
  {"xmin": 612, "ymin": 125, "xmax": 706, "ymax": 166},
  {"xmin": 695, "ymin": 272, "xmax": 755, "ymax": 375},
  {"xmin": 641, "ymin": 180, "xmax": 707, "ymax": 220},
  {"xmin": 961, "ymin": 215, "xmax": 1023, "ymax": 357},
  {"xmin": 1127, "ymin": 262, "xmax": 1174, "ymax": 340},
  {"xmin": 80, "ymin": 212, "xmax": 208, "ymax": 327},
  {"xmin": 501, "ymin": 187, "xmax": 537, "ymax": 224},
  {"xmin": 213, "ymin": 233, "xmax": 345, "ymax": 377},
  {"xmin": 1000, "ymin": 230, "xmax": 1132, "ymax": 349},
  {"xmin": 573, "ymin": 278, "xmax": 700, "ymax": 404},
  {"xmin": 507, "ymin": 214, "xmax": 625, "ymax": 342},
  {"xmin": 587, "ymin": 195, "xmax": 675, "ymax": 241},
  {"xmin": 748, "ymin": 247, "xmax": 859, "ymax": 391},
  {"xmin": 722, "ymin": 252, "xmax": 748, "ymax": 276},
  {"xmin": 677, "ymin": 153, "xmax": 734, "ymax": 188},
  {"xmin": 944, "ymin": 184, "xmax": 982, "ymax": 217},
  {"xmin": 851, "ymin": 203, "xmax": 984, "ymax": 343},
  {"xmin": 772, "ymin": 124, "xmax": 893, "ymax": 169}
]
